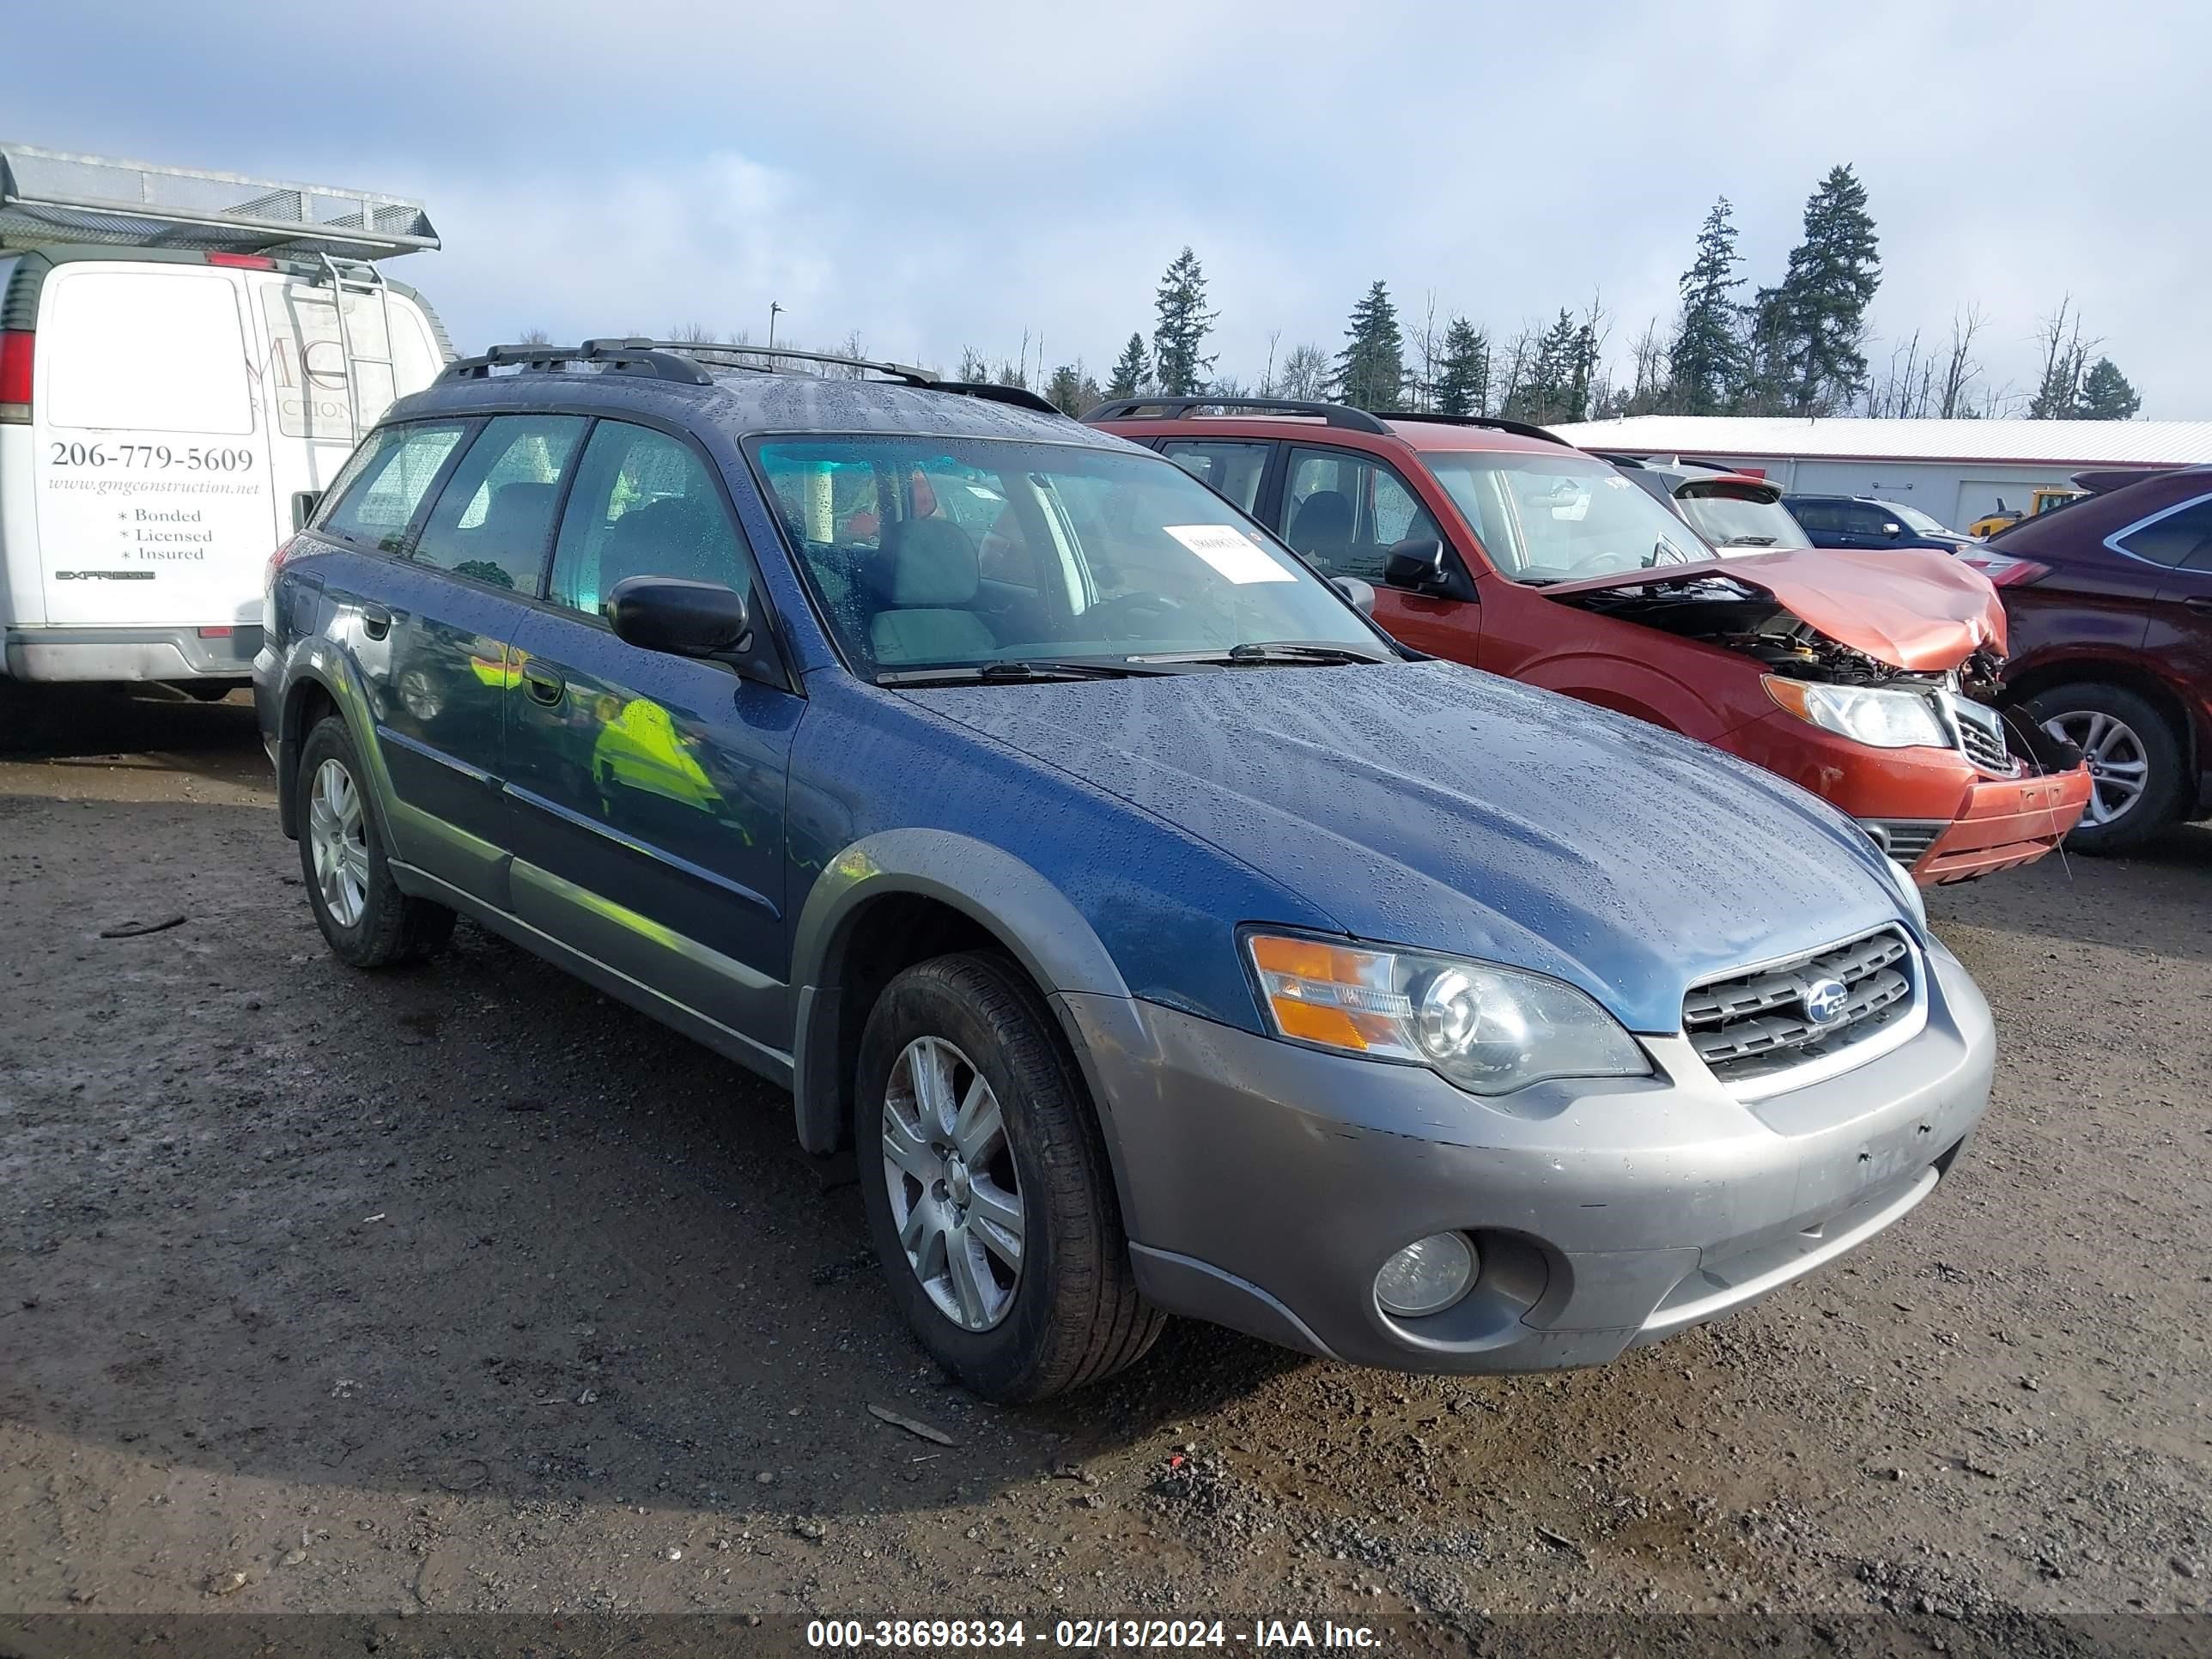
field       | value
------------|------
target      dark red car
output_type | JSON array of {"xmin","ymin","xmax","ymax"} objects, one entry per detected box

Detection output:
[{"xmin": 1966, "ymin": 465, "xmax": 2212, "ymax": 850}]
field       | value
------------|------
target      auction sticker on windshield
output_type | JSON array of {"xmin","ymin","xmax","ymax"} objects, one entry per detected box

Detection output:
[{"xmin": 1164, "ymin": 524, "xmax": 1296, "ymax": 584}]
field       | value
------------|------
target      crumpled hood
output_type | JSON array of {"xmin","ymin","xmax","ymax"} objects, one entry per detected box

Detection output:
[
  {"xmin": 1545, "ymin": 547, "xmax": 2007, "ymax": 669},
  {"xmin": 908, "ymin": 660, "xmax": 1911, "ymax": 1034}
]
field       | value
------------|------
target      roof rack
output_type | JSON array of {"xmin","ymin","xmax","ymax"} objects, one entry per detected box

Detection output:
[
  {"xmin": 436, "ymin": 337, "xmax": 1067, "ymax": 416},
  {"xmin": 1084, "ymin": 395, "xmax": 1391, "ymax": 434},
  {"xmin": 0, "ymin": 142, "xmax": 437, "ymax": 259},
  {"xmin": 1370, "ymin": 410, "xmax": 1569, "ymax": 447}
]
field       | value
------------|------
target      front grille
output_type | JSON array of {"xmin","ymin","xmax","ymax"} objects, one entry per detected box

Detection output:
[
  {"xmin": 1861, "ymin": 819, "xmax": 1943, "ymax": 865},
  {"xmin": 1685, "ymin": 929, "xmax": 1916, "ymax": 1085},
  {"xmin": 1947, "ymin": 696, "xmax": 2017, "ymax": 775}
]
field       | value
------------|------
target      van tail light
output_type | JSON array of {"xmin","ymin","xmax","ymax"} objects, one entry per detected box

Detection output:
[
  {"xmin": 0, "ymin": 331, "xmax": 32, "ymax": 422},
  {"xmin": 204, "ymin": 252, "xmax": 277, "ymax": 270},
  {"xmin": 1960, "ymin": 553, "xmax": 2049, "ymax": 588}
]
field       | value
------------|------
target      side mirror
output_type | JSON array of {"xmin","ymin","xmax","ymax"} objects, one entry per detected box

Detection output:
[
  {"xmin": 1382, "ymin": 536, "xmax": 1449, "ymax": 591},
  {"xmin": 1332, "ymin": 576, "xmax": 1376, "ymax": 616},
  {"xmin": 606, "ymin": 576, "xmax": 751, "ymax": 659},
  {"xmin": 1882, "ymin": 521, "xmax": 1904, "ymax": 538},
  {"xmin": 290, "ymin": 489, "xmax": 323, "ymax": 531}
]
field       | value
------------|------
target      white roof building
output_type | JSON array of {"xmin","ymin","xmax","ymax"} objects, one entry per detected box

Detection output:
[{"xmin": 1549, "ymin": 416, "xmax": 2212, "ymax": 530}]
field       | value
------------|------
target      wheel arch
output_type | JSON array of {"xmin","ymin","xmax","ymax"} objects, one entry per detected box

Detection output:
[
  {"xmin": 787, "ymin": 830, "xmax": 1131, "ymax": 1160},
  {"xmin": 274, "ymin": 648, "xmax": 396, "ymax": 849}
]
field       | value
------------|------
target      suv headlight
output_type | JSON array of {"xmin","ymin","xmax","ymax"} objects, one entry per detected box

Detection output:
[
  {"xmin": 1764, "ymin": 676, "xmax": 1948, "ymax": 749},
  {"xmin": 1244, "ymin": 933, "xmax": 1649, "ymax": 1095}
]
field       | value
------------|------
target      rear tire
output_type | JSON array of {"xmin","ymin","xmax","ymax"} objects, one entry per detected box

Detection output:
[
  {"xmin": 856, "ymin": 951, "xmax": 1163, "ymax": 1402},
  {"xmin": 2023, "ymin": 683, "xmax": 2186, "ymax": 854},
  {"xmin": 295, "ymin": 715, "xmax": 456, "ymax": 967}
]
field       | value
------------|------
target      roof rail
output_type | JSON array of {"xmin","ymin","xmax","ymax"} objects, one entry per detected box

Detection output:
[
  {"xmin": 1083, "ymin": 395, "xmax": 1390, "ymax": 435},
  {"xmin": 434, "ymin": 337, "xmax": 1069, "ymax": 416},
  {"xmin": 0, "ymin": 141, "xmax": 437, "ymax": 259},
  {"xmin": 437, "ymin": 341, "xmax": 714, "ymax": 386},
  {"xmin": 1370, "ymin": 410, "xmax": 1569, "ymax": 447}
]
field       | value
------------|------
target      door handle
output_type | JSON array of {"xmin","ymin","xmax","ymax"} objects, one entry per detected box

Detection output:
[
  {"xmin": 2183, "ymin": 595, "xmax": 2212, "ymax": 613},
  {"xmin": 522, "ymin": 664, "xmax": 566, "ymax": 706},
  {"xmin": 361, "ymin": 603, "xmax": 392, "ymax": 641}
]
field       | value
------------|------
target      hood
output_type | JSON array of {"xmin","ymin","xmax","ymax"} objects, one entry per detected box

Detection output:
[
  {"xmin": 906, "ymin": 660, "xmax": 1911, "ymax": 1035},
  {"xmin": 1542, "ymin": 546, "xmax": 2006, "ymax": 669}
]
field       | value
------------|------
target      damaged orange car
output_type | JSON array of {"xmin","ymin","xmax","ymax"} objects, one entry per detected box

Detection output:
[{"xmin": 1089, "ymin": 399, "xmax": 2093, "ymax": 883}]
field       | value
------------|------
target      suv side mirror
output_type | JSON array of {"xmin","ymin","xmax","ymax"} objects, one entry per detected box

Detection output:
[
  {"xmin": 1382, "ymin": 537, "xmax": 1449, "ymax": 591},
  {"xmin": 1882, "ymin": 521, "xmax": 1904, "ymax": 538},
  {"xmin": 606, "ymin": 576, "xmax": 751, "ymax": 659},
  {"xmin": 1332, "ymin": 576, "xmax": 1376, "ymax": 615},
  {"xmin": 290, "ymin": 489, "xmax": 323, "ymax": 531}
]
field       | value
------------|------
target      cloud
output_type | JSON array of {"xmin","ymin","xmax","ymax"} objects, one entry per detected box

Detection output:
[{"xmin": 12, "ymin": 0, "xmax": 2209, "ymax": 411}]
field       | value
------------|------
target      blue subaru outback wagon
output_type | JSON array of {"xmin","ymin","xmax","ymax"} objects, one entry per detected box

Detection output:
[{"xmin": 257, "ymin": 341, "xmax": 1995, "ymax": 1401}]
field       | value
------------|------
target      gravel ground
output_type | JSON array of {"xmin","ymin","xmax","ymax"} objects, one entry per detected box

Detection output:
[{"xmin": 2, "ymin": 684, "xmax": 2208, "ymax": 1656}]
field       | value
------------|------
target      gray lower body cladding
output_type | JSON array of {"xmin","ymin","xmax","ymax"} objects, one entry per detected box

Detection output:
[{"xmin": 1061, "ymin": 940, "xmax": 1993, "ymax": 1373}]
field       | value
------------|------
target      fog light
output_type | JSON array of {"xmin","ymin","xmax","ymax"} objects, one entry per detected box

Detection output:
[{"xmin": 1374, "ymin": 1232, "xmax": 1477, "ymax": 1317}]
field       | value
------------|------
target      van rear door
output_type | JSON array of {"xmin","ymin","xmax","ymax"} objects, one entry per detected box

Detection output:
[
  {"xmin": 252, "ymin": 273, "xmax": 445, "ymax": 535},
  {"xmin": 32, "ymin": 262, "xmax": 274, "ymax": 629}
]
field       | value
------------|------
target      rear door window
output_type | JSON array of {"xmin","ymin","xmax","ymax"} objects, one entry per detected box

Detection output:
[
  {"xmin": 41, "ymin": 268, "xmax": 253, "ymax": 434},
  {"xmin": 1158, "ymin": 441, "xmax": 1272, "ymax": 514},
  {"xmin": 319, "ymin": 421, "xmax": 470, "ymax": 553},
  {"xmin": 412, "ymin": 415, "xmax": 588, "ymax": 592},
  {"xmin": 1790, "ymin": 500, "xmax": 1840, "ymax": 534}
]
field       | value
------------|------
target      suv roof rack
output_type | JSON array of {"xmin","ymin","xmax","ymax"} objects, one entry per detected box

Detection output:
[
  {"xmin": 1369, "ymin": 410, "xmax": 1569, "ymax": 447},
  {"xmin": 436, "ymin": 337, "xmax": 1066, "ymax": 416},
  {"xmin": 1084, "ymin": 395, "xmax": 1391, "ymax": 434},
  {"xmin": 0, "ymin": 141, "xmax": 437, "ymax": 259}
]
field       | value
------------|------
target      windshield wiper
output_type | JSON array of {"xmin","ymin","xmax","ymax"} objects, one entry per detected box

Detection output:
[
  {"xmin": 876, "ymin": 659, "xmax": 1177, "ymax": 687},
  {"xmin": 1130, "ymin": 641, "xmax": 1395, "ymax": 668},
  {"xmin": 1719, "ymin": 535, "xmax": 1778, "ymax": 547}
]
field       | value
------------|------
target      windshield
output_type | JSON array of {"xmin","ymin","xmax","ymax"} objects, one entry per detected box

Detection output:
[
  {"xmin": 1674, "ymin": 487, "xmax": 1809, "ymax": 549},
  {"xmin": 753, "ymin": 436, "xmax": 1387, "ymax": 677},
  {"xmin": 1884, "ymin": 501, "xmax": 1952, "ymax": 536},
  {"xmin": 1419, "ymin": 452, "xmax": 1718, "ymax": 582}
]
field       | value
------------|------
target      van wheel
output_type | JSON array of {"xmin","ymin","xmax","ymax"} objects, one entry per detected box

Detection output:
[
  {"xmin": 2025, "ymin": 682, "xmax": 2185, "ymax": 853},
  {"xmin": 856, "ymin": 952, "xmax": 1164, "ymax": 1402},
  {"xmin": 296, "ymin": 715, "xmax": 455, "ymax": 967}
]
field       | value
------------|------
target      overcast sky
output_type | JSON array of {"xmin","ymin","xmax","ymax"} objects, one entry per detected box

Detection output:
[{"xmin": 16, "ymin": 0, "xmax": 2207, "ymax": 416}]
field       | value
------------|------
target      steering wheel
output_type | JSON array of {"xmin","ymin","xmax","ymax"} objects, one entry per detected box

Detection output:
[
  {"xmin": 1559, "ymin": 550, "xmax": 1642, "ymax": 579},
  {"xmin": 1082, "ymin": 592, "xmax": 1190, "ymax": 636}
]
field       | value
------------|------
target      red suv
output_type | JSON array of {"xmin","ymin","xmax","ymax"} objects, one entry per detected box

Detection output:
[
  {"xmin": 1967, "ymin": 466, "xmax": 2212, "ymax": 851},
  {"xmin": 1091, "ymin": 398, "xmax": 2091, "ymax": 884}
]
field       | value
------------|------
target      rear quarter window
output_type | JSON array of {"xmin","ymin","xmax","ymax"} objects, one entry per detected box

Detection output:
[{"xmin": 318, "ymin": 421, "xmax": 469, "ymax": 553}]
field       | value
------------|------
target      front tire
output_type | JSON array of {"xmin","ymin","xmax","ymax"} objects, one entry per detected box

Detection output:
[
  {"xmin": 295, "ymin": 715, "xmax": 455, "ymax": 967},
  {"xmin": 2024, "ymin": 682, "xmax": 2185, "ymax": 854},
  {"xmin": 856, "ymin": 952, "xmax": 1163, "ymax": 1402}
]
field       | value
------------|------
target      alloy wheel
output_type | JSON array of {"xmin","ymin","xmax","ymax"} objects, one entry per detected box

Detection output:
[
  {"xmin": 2043, "ymin": 710, "xmax": 2149, "ymax": 828},
  {"xmin": 307, "ymin": 757, "xmax": 371, "ymax": 928},
  {"xmin": 880, "ymin": 1036, "xmax": 1024, "ymax": 1331}
]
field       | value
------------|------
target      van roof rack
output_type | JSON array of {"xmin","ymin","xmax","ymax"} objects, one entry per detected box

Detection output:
[
  {"xmin": 439, "ymin": 337, "xmax": 1067, "ymax": 416},
  {"xmin": 0, "ymin": 142, "xmax": 438, "ymax": 260},
  {"xmin": 1084, "ymin": 395, "xmax": 1391, "ymax": 434}
]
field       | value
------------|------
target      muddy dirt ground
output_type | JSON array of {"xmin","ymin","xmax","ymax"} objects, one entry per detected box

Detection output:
[{"xmin": 2, "ymin": 684, "xmax": 2208, "ymax": 1656}]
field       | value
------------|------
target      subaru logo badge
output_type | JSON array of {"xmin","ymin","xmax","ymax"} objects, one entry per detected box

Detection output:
[{"xmin": 1802, "ymin": 976, "xmax": 1850, "ymax": 1027}]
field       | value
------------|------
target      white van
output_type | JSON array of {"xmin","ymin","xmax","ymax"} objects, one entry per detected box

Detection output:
[{"xmin": 0, "ymin": 144, "xmax": 451, "ymax": 688}]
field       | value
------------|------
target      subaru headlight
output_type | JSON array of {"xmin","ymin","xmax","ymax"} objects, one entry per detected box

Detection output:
[
  {"xmin": 1763, "ymin": 676, "xmax": 1948, "ymax": 749},
  {"xmin": 1244, "ymin": 933, "xmax": 1649, "ymax": 1095},
  {"xmin": 1887, "ymin": 854, "xmax": 1928, "ymax": 931}
]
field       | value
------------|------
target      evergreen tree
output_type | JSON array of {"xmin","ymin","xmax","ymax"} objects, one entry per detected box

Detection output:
[
  {"xmin": 1668, "ymin": 198, "xmax": 1744, "ymax": 415},
  {"xmin": 2076, "ymin": 356, "xmax": 2141, "ymax": 420},
  {"xmin": 1435, "ymin": 317, "xmax": 1491, "ymax": 416},
  {"xmin": 1043, "ymin": 362, "xmax": 1103, "ymax": 416},
  {"xmin": 1333, "ymin": 280, "xmax": 1406, "ymax": 410},
  {"xmin": 1732, "ymin": 289, "xmax": 1796, "ymax": 415},
  {"xmin": 1151, "ymin": 248, "xmax": 1218, "ymax": 396},
  {"xmin": 1768, "ymin": 164, "xmax": 1881, "ymax": 414},
  {"xmin": 1106, "ymin": 332, "xmax": 1151, "ymax": 398},
  {"xmin": 1507, "ymin": 309, "xmax": 1583, "ymax": 422}
]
